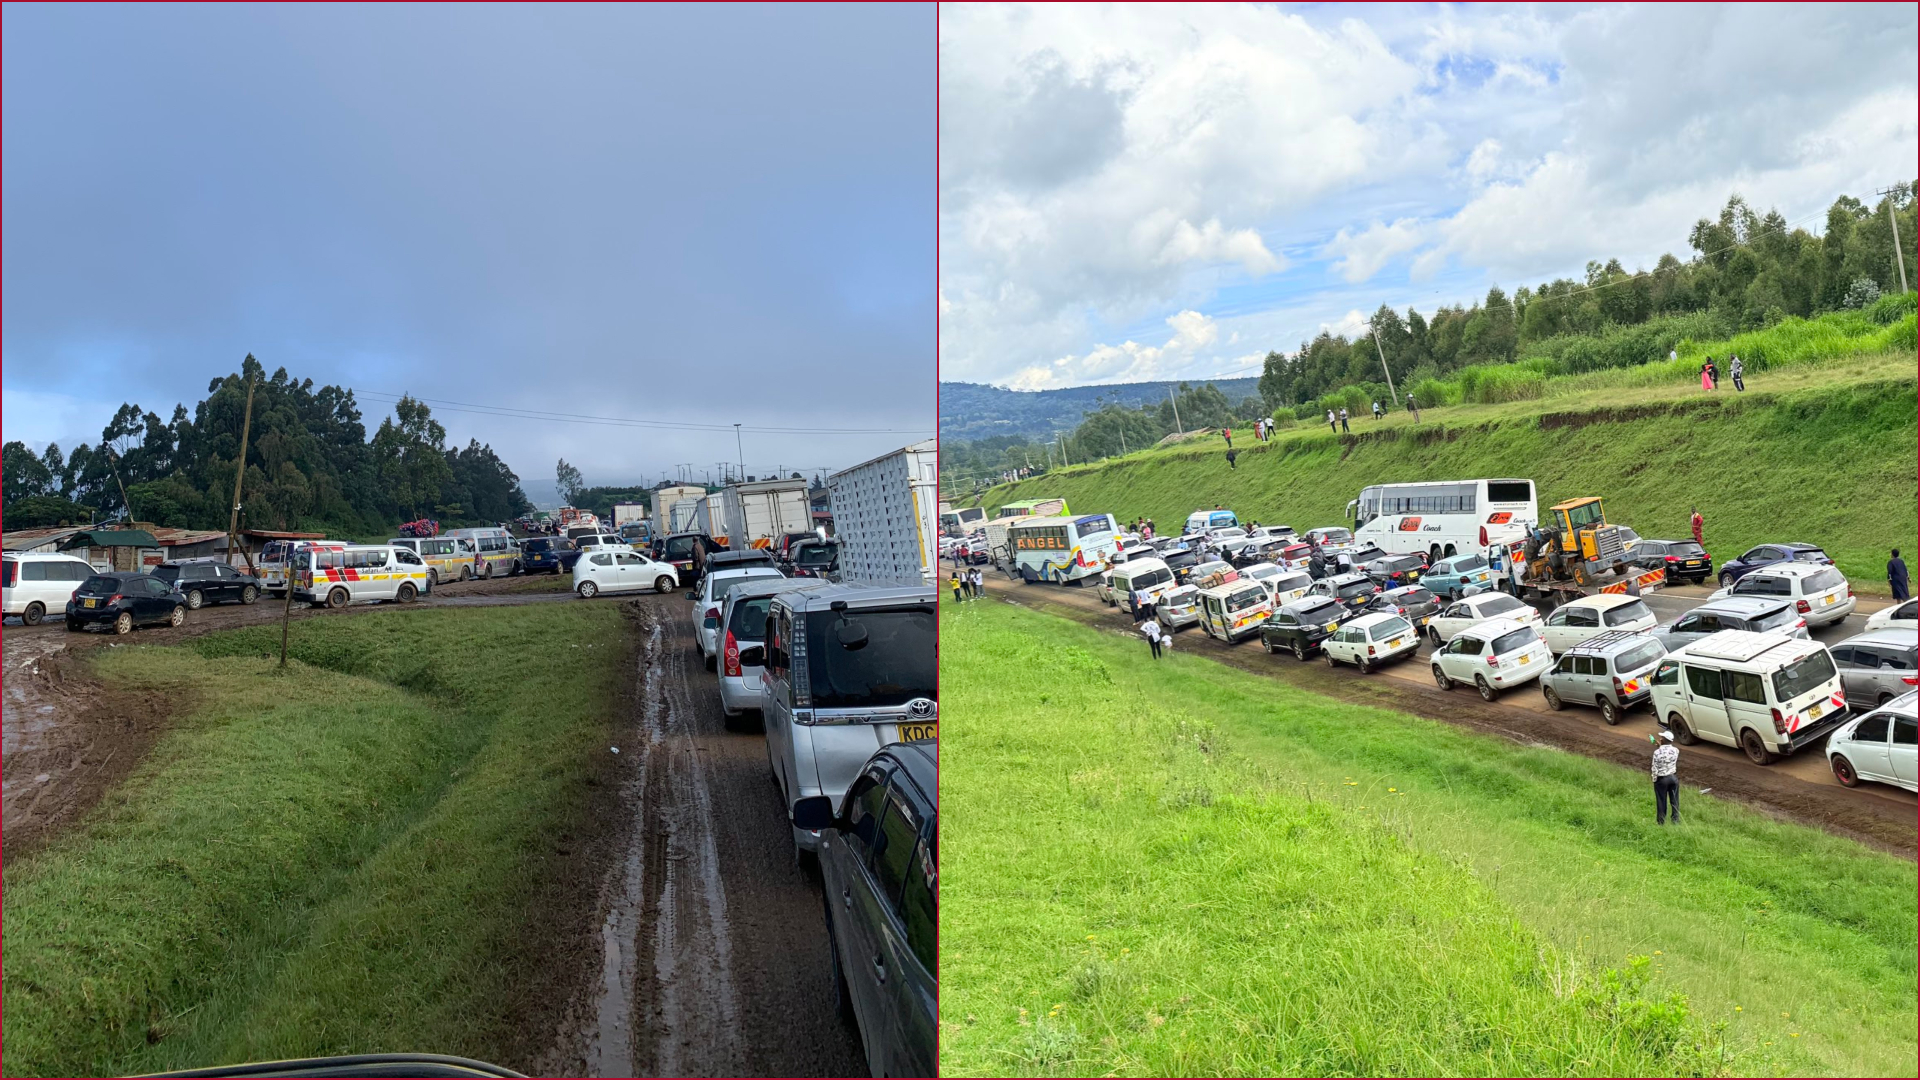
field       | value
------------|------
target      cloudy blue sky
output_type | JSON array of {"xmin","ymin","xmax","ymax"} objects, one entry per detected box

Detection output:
[
  {"xmin": 4, "ymin": 3, "xmax": 933, "ymax": 498},
  {"xmin": 939, "ymin": 3, "xmax": 1918, "ymax": 390}
]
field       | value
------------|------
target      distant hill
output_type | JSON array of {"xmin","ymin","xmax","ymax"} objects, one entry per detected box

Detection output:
[{"xmin": 941, "ymin": 377, "xmax": 1262, "ymax": 441}]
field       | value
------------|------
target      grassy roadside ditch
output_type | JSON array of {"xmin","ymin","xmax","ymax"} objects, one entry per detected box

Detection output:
[
  {"xmin": 940, "ymin": 599, "xmax": 1918, "ymax": 1077},
  {"xmin": 2, "ymin": 602, "xmax": 633, "ymax": 1077}
]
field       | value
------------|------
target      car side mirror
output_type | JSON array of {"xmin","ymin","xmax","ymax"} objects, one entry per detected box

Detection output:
[
  {"xmin": 738, "ymin": 645, "xmax": 766, "ymax": 667},
  {"xmin": 792, "ymin": 795, "xmax": 839, "ymax": 832}
]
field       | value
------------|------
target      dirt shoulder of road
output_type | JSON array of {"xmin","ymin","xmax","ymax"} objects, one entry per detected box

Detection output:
[{"xmin": 998, "ymin": 584, "xmax": 1919, "ymax": 859}]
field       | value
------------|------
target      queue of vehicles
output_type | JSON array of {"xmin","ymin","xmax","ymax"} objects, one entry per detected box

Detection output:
[{"xmin": 975, "ymin": 477, "xmax": 1914, "ymax": 791}]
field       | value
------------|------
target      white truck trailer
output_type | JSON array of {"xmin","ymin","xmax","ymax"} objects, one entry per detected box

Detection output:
[
  {"xmin": 670, "ymin": 498, "xmax": 700, "ymax": 533},
  {"xmin": 827, "ymin": 439, "xmax": 937, "ymax": 586},
  {"xmin": 651, "ymin": 484, "xmax": 706, "ymax": 527},
  {"xmin": 719, "ymin": 478, "xmax": 811, "ymax": 550}
]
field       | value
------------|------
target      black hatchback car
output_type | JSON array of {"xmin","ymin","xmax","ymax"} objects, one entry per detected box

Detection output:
[
  {"xmin": 65, "ymin": 572, "xmax": 188, "ymax": 634},
  {"xmin": 150, "ymin": 560, "xmax": 262, "ymax": 609},
  {"xmin": 795, "ymin": 740, "xmax": 936, "ymax": 1079},
  {"xmin": 1364, "ymin": 553, "xmax": 1428, "ymax": 589},
  {"xmin": 1260, "ymin": 596, "xmax": 1350, "ymax": 659},
  {"xmin": 1629, "ymin": 539, "xmax": 1713, "ymax": 585},
  {"xmin": 1360, "ymin": 584, "xmax": 1442, "ymax": 627}
]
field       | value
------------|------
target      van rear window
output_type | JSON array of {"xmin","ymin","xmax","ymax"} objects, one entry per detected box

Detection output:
[
  {"xmin": 1492, "ymin": 627, "xmax": 1541, "ymax": 654},
  {"xmin": 804, "ymin": 607, "xmax": 936, "ymax": 709},
  {"xmin": 1604, "ymin": 600, "xmax": 1652, "ymax": 626},
  {"xmin": 1803, "ymin": 568, "xmax": 1845, "ymax": 593},
  {"xmin": 1772, "ymin": 650, "xmax": 1837, "ymax": 702},
  {"xmin": 1, "ymin": 560, "xmax": 14, "ymax": 587}
]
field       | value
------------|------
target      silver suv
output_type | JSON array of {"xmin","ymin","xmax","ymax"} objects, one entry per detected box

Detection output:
[
  {"xmin": 1831, "ymin": 628, "xmax": 1920, "ymax": 709},
  {"xmin": 763, "ymin": 583, "xmax": 936, "ymax": 855},
  {"xmin": 1539, "ymin": 631, "xmax": 1668, "ymax": 725},
  {"xmin": 1656, "ymin": 596, "xmax": 1806, "ymax": 652}
]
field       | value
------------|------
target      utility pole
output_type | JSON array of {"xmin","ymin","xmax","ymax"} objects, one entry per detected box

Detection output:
[
  {"xmin": 1370, "ymin": 322, "xmax": 1401, "ymax": 407},
  {"xmin": 1167, "ymin": 386, "xmax": 1184, "ymax": 435},
  {"xmin": 734, "ymin": 423, "xmax": 746, "ymax": 483},
  {"xmin": 278, "ymin": 568, "xmax": 296, "ymax": 669},
  {"xmin": 103, "ymin": 444, "xmax": 136, "ymax": 523},
  {"xmin": 225, "ymin": 371, "xmax": 259, "ymax": 573},
  {"xmin": 1058, "ymin": 433, "xmax": 1069, "ymax": 468},
  {"xmin": 1879, "ymin": 185, "xmax": 1910, "ymax": 294}
]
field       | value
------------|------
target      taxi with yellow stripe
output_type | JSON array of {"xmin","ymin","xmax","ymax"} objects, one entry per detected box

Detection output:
[{"xmin": 292, "ymin": 543, "xmax": 432, "ymax": 608}]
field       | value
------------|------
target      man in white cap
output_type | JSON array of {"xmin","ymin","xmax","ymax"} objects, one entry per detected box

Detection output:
[{"xmin": 1652, "ymin": 729, "xmax": 1680, "ymax": 824}]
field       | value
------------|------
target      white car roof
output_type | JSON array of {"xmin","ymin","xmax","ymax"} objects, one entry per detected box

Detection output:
[
  {"xmin": 1461, "ymin": 617, "xmax": 1535, "ymax": 639},
  {"xmin": 1679, "ymin": 629, "xmax": 1818, "ymax": 664},
  {"xmin": 1565, "ymin": 592, "xmax": 1646, "ymax": 611},
  {"xmin": 1465, "ymin": 592, "xmax": 1526, "ymax": 611},
  {"xmin": 1242, "ymin": 562, "xmax": 1282, "ymax": 575},
  {"xmin": 1348, "ymin": 611, "xmax": 1403, "ymax": 628},
  {"xmin": 1746, "ymin": 562, "xmax": 1832, "ymax": 581}
]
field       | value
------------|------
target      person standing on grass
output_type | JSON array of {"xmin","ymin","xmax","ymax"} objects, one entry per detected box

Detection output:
[
  {"xmin": 1690, "ymin": 507, "xmax": 1704, "ymax": 548},
  {"xmin": 1372, "ymin": 400, "xmax": 1383, "ymax": 420},
  {"xmin": 1651, "ymin": 729, "xmax": 1680, "ymax": 824},
  {"xmin": 1143, "ymin": 614, "xmax": 1165, "ymax": 660},
  {"xmin": 951, "ymin": 570, "xmax": 966, "ymax": 604},
  {"xmin": 1226, "ymin": 447, "xmax": 1239, "ymax": 470},
  {"xmin": 1339, "ymin": 407, "xmax": 1350, "ymax": 433},
  {"xmin": 970, "ymin": 566, "xmax": 985, "ymax": 599},
  {"xmin": 1223, "ymin": 426, "xmax": 1233, "ymax": 448},
  {"xmin": 1890, "ymin": 549, "xmax": 1909, "ymax": 602},
  {"xmin": 1327, "ymin": 409, "xmax": 1337, "ymax": 433},
  {"xmin": 1730, "ymin": 354, "xmax": 1745, "ymax": 391},
  {"xmin": 1407, "ymin": 394, "xmax": 1421, "ymax": 422}
]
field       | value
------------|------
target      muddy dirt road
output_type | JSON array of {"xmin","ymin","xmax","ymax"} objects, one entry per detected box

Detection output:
[
  {"xmin": 998, "ymin": 580, "xmax": 1919, "ymax": 858},
  {"xmin": 557, "ymin": 596, "xmax": 865, "ymax": 1078}
]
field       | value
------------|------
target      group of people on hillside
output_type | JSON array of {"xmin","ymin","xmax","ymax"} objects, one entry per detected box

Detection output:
[
  {"xmin": 948, "ymin": 566, "xmax": 986, "ymax": 603},
  {"xmin": 1696, "ymin": 353, "xmax": 1746, "ymax": 392}
]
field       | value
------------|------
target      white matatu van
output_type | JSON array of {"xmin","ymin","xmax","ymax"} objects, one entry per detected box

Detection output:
[{"xmin": 1651, "ymin": 629, "xmax": 1848, "ymax": 765}]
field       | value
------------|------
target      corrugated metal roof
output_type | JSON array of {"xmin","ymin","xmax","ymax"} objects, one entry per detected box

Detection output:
[
  {"xmin": 2, "ymin": 527, "xmax": 85, "ymax": 551},
  {"xmin": 63, "ymin": 529, "xmax": 159, "ymax": 547}
]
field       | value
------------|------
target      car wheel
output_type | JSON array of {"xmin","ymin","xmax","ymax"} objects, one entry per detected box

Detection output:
[
  {"xmin": 578, "ymin": 580, "xmax": 599, "ymax": 599},
  {"xmin": 1262, "ymin": 639, "xmax": 1277, "ymax": 655},
  {"xmin": 186, "ymin": 589, "xmax": 204, "ymax": 610},
  {"xmin": 1475, "ymin": 674, "xmax": 1497, "ymax": 702},
  {"xmin": 397, "ymin": 582, "xmax": 418, "ymax": 602},
  {"xmin": 1878, "ymin": 692, "xmax": 1895, "ymax": 707},
  {"xmin": 241, "ymin": 585, "xmax": 259, "ymax": 605},
  {"xmin": 1358, "ymin": 655, "xmax": 1372, "ymax": 675},
  {"xmin": 65, "ymin": 617, "xmax": 82, "ymax": 632},
  {"xmin": 1429, "ymin": 625, "xmax": 1444, "ymax": 648},
  {"xmin": 327, "ymin": 587, "xmax": 350, "ymax": 610},
  {"xmin": 1600, "ymin": 697, "xmax": 1622, "ymax": 726},
  {"xmin": 1542, "ymin": 685, "xmax": 1562, "ymax": 710},
  {"xmin": 1432, "ymin": 664, "xmax": 1452, "ymax": 690},
  {"xmin": 482, "ymin": 562, "xmax": 494, "ymax": 580},
  {"xmin": 22, "ymin": 602, "xmax": 44, "ymax": 627},
  {"xmin": 1290, "ymin": 639, "xmax": 1307, "ymax": 661},
  {"xmin": 1831, "ymin": 754, "xmax": 1860, "ymax": 787},
  {"xmin": 429, "ymin": 568, "xmax": 441, "ymax": 587},
  {"xmin": 1741, "ymin": 727, "xmax": 1777, "ymax": 765},
  {"xmin": 1324, "ymin": 650, "xmax": 1338, "ymax": 668},
  {"xmin": 168, "ymin": 605, "xmax": 186, "ymax": 628},
  {"xmin": 1667, "ymin": 713, "xmax": 1698, "ymax": 745},
  {"xmin": 656, "ymin": 576, "xmax": 675, "ymax": 594},
  {"xmin": 1719, "ymin": 571, "xmax": 1734, "ymax": 588},
  {"xmin": 114, "ymin": 611, "xmax": 134, "ymax": 635}
]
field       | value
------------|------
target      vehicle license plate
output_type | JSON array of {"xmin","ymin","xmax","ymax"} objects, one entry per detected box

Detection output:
[
  {"xmin": 1517, "ymin": 653, "xmax": 1531, "ymax": 664},
  {"xmin": 897, "ymin": 722, "xmax": 938, "ymax": 742},
  {"xmin": 84, "ymin": 599, "xmax": 97, "ymax": 608},
  {"xmin": 1389, "ymin": 638, "xmax": 1403, "ymax": 649},
  {"xmin": 1807, "ymin": 703, "xmax": 1822, "ymax": 720},
  {"xmin": 1325, "ymin": 623, "xmax": 1339, "ymax": 633},
  {"xmin": 1821, "ymin": 595, "xmax": 1834, "ymax": 606}
]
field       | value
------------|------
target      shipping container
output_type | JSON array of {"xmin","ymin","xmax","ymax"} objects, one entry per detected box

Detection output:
[{"xmin": 827, "ymin": 439, "xmax": 937, "ymax": 586}]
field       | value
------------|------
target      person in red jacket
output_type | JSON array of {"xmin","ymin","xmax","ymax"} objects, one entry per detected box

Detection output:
[{"xmin": 1690, "ymin": 507, "xmax": 1704, "ymax": 548}]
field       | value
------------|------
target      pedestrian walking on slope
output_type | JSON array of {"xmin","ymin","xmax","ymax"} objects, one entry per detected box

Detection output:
[
  {"xmin": 1327, "ymin": 409, "xmax": 1337, "ymax": 433},
  {"xmin": 1226, "ymin": 447, "xmax": 1239, "ymax": 470},
  {"xmin": 1690, "ymin": 507, "xmax": 1704, "ymax": 548},
  {"xmin": 1339, "ymin": 407, "xmax": 1350, "ymax": 433},
  {"xmin": 1224, "ymin": 427, "xmax": 1233, "ymax": 448},
  {"xmin": 1730, "ymin": 354, "xmax": 1745, "ymax": 392},
  {"xmin": 971, "ymin": 567, "xmax": 986, "ymax": 600},
  {"xmin": 1372, "ymin": 400, "xmax": 1383, "ymax": 420},
  {"xmin": 1407, "ymin": 394, "xmax": 1421, "ymax": 422},
  {"xmin": 1143, "ymin": 615, "xmax": 1165, "ymax": 660},
  {"xmin": 1890, "ymin": 549, "xmax": 1910, "ymax": 602},
  {"xmin": 1651, "ymin": 729, "xmax": 1680, "ymax": 824}
]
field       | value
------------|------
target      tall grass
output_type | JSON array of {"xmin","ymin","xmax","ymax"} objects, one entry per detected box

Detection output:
[
  {"xmin": 2, "ymin": 603, "xmax": 631, "ymax": 1077},
  {"xmin": 941, "ymin": 600, "xmax": 1918, "ymax": 1077}
]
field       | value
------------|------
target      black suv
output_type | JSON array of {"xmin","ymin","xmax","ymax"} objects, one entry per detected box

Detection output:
[
  {"xmin": 1364, "ymin": 553, "xmax": 1428, "ymax": 589},
  {"xmin": 1629, "ymin": 539, "xmax": 1713, "ymax": 585},
  {"xmin": 65, "ymin": 572, "xmax": 188, "ymax": 634},
  {"xmin": 1260, "ymin": 596, "xmax": 1350, "ymax": 660},
  {"xmin": 150, "ymin": 560, "xmax": 262, "ymax": 609},
  {"xmin": 795, "ymin": 741, "xmax": 936, "ymax": 1078}
]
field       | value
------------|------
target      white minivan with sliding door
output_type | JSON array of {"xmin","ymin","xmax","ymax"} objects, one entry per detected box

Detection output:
[
  {"xmin": 1095, "ymin": 556, "xmax": 1176, "ymax": 609},
  {"xmin": 3, "ymin": 552, "xmax": 98, "ymax": 625},
  {"xmin": 1651, "ymin": 630, "xmax": 1848, "ymax": 765},
  {"xmin": 762, "ymin": 583, "xmax": 937, "ymax": 857}
]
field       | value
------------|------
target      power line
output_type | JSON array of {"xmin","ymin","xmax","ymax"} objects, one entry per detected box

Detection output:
[{"xmin": 349, "ymin": 388, "xmax": 930, "ymax": 436}]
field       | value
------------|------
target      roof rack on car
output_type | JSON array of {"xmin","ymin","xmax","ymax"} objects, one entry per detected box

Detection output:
[{"xmin": 1563, "ymin": 629, "xmax": 1655, "ymax": 653}]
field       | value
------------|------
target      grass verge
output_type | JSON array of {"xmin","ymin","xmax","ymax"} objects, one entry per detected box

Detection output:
[
  {"xmin": 969, "ymin": 367, "xmax": 1918, "ymax": 589},
  {"xmin": 2, "ymin": 603, "xmax": 632, "ymax": 1077},
  {"xmin": 940, "ymin": 599, "xmax": 1918, "ymax": 1076}
]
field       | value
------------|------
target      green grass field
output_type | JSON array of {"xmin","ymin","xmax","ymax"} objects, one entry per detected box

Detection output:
[
  {"xmin": 941, "ymin": 600, "xmax": 1918, "ymax": 1077},
  {"xmin": 3, "ymin": 603, "xmax": 632, "ymax": 1077},
  {"xmin": 966, "ymin": 363, "xmax": 1918, "ymax": 590}
]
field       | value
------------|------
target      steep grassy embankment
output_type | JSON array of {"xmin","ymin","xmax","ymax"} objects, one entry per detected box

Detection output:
[{"xmin": 965, "ymin": 367, "xmax": 1918, "ymax": 589}]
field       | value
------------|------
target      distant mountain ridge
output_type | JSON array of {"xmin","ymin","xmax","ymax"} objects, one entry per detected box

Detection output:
[{"xmin": 941, "ymin": 377, "xmax": 1262, "ymax": 441}]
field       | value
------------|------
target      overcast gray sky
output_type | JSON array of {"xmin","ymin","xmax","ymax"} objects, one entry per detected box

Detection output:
[
  {"xmin": 4, "ymin": 3, "xmax": 934, "ymax": 497},
  {"xmin": 940, "ymin": 3, "xmax": 1917, "ymax": 389}
]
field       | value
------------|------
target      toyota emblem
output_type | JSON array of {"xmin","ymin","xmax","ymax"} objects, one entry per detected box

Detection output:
[{"xmin": 906, "ymin": 698, "xmax": 937, "ymax": 720}]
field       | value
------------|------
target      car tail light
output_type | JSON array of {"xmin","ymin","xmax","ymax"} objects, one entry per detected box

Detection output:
[
  {"xmin": 1904, "ymin": 676, "xmax": 1919, "ymax": 687},
  {"xmin": 704, "ymin": 605, "xmax": 720, "ymax": 622},
  {"xmin": 1795, "ymin": 599, "xmax": 1811, "ymax": 613},
  {"xmin": 1795, "ymin": 619, "xmax": 1807, "ymax": 630},
  {"xmin": 1486, "ymin": 654, "xmax": 1499, "ymax": 668},
  {"xmin": 109, "ymin": 593, "xmax": 124, "ymax": 604},
  {"xmin": 1367, "ymin": 645, "xmax": 1377, "ymax": 656},
  {"xmin": 1395, "ymin": 606, "xmax": 1406, "ymax": 615},
  {"xmin": 1771, "ymin": 708, "xmax": 1788, "ymax": 734},
  {"xmin": 1846, "ymin": 587, "xmax": 1854, "ymax": 599},
  {"xmin": 1665, "ymin": 555, "xmax": 1678, "ymax": 563},
  {"xmin": 1479, "ymin": 526, "xmax": 1488, "ymax": 546},
  {"xmin": 723, "ymin": 631, "xmax": 741, "ymax": 677},
  {"xmin": 1613, "ymin": 675, "xmax": 1625, "ymax": 691}
]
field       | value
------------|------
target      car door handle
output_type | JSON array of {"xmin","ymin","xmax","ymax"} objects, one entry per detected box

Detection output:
[
  {"xmin": 842, "ymin": 888, "xmax": 852, "ymax": 910},
  {"xmin": 872, "ymin": 954, "xmax": 887, "ymax": 983}
]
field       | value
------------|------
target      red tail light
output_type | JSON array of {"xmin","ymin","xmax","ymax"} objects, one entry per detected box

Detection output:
[
  {"xmin": 1904, "ymin": 676, "xmax": 1919, "ymax": 687},
  {"xmin": 1846, "ymin": 588, "xmax": 1855, "ymax": 599},
  {"xmin": 1795, "ymin": 599, "xmax": 1811, "ymax": 613},
  {"xmin": 723, "ymin": 630, "xmax": 741, "ymax": 677},
  {"xmin": 1665, "ymin": 555, "xmax": 1678, "ymax": 562},
  {"xmin": 109, "ymin": 594, "xmax": 124, "ymax": 604},
  {"xmin": 705, "ymin": 606, "xmax": 720, "ymax": 621},
  {"xmin": 1479, "ymin": 526, "xmax": 1488, "ymax": 546},
  {"xmin": 1367, "ymin": 645, "xmax": 1377, "ymax": 656},
  {"xmin": 1613, "ymin": 675, "xmax": 1625, "ymax": 691},
  {"xmin": 1771, "ymin": 708, "xmax": 1788, "ymax": 734},
  {"xmin": 1486, "ymin": 654, "xmax": 1499, "ymax": 668}
]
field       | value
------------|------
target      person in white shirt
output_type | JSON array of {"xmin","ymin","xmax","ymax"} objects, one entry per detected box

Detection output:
[
  {"xmin": 1143, "ymin": 615, "xmax": 1164, "ymax": 660},
  {"xmin": 1651, "ymin": 729, "xmax": 1680, "ymax": 824}
]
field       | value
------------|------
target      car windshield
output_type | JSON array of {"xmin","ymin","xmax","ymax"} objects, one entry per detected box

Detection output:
[
  {"xmin": 1617, "ymin": 640, "xmax": 1665, "ymax": 671},
  {"xmin": 664, "ymin": 537, "xmax": 698, "ymax": 558},
  {"xmin": 712, "ymin": 572, "xmax": 780, "ymax": 603},
  {"xmin": 1399, "ymin": 588, "xmax": 1435, "ymax": 605},
  {"xmin": 1803, "ymin": 568, "xmax": 1845, "ymax": 593},
  {"xmin": 1492, "ymin": 627, "xmax": 1541, "ymax": 654},
  {"xmin": 804, "ymin": 606, "xmax": 936, "ymax": 709},
  {"xmin": 0, "ymin": 561, "xmax": 13, "ymax": 588},
  {"xmin": 1670, "ymin": 542, "xmax": 1706, "ymax": 557},
  {"xmin": 79, "ymin": 575, "xmax": 121, "ymax": 593},
  {"xmin": 522, "ymin": 538, "xmax": 554, "ymax": 552},
  {"xmin": 149, "ymin": 566, "xmax": 182, "ymax": 583},
  {"xmin": 1449, "ymin": 555, "xmax": 1487, "ymax": 573},
  {"xmin": 1129, "ymin": 568, "xmax": 1174, "ymax": 589},
  {"xmin": 727, "ymin": 595, "xmax": 779, "ymax": 641},
  {"xmin": 1336, "ymin": 579, "xmax": 1375, "ymax": 599},
  {"xmin": 1317, "ymin": 529, "xmax": 1352, "ymax": 543},
  {"xmin": 1382, "ymin": 556, "xmax": 1422, "ymax": 571},
  {"xmin": 1295, "ymin": 601, "xmax": 1344, "ymax": 623},
  {"xmin": 1604, "ymin": 600, "xmax": 1653, "ymax": 626},
  {"xmin": 1772, "ymin": 649, "xmax": 1838, "ymax": 701},
  {"xmin": 1163, "ymin": 587, "xmax": 1197, "ymax": 604},
  {"xmin": 1477, "ymin": 594, "xmax": 1528, "ymax": 618},
  {"xmin": 1748, "ymin": 605, "xmax": 1800, "ymax": 633},
  {"xmin": 1225, "ymin": 586, "xmax": 1266, "ymax": 611},
  {"xmin": 795, "ymin": 545, "xmax": 837, "ymax": 567}
]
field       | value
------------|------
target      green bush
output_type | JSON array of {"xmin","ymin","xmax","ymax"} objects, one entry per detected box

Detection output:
[
  {"xmin": 1408, "ymin": 377, "xmax": 1461, "ymax": 407},
  {"xmin": 1867, "ymin": 290, "xmax": 1917, "ymax": 325}
]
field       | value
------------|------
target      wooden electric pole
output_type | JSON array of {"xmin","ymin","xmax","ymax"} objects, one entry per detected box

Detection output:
[
  {"xmin": 226, "ymin": 371, "xmax": 259, "ymax": 573},
  {"xmin": 103, "ymin": 444, "xmax": 137, "ymax": 523},
  {"xmin": 1878, "ymin": 185, "xmax": 1910, "ymax": 294}
]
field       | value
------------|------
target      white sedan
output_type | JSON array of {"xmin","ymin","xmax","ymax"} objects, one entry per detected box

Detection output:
[
  {"xmin": 574, "ymin": 550, "xmax": 681, "ymax": 598},
  {"xmin": 1539, "ymin": 594, "xmax": 1658, "ymax": 654},
  {"xmin": 1866, "ymin": 598, "xmax": 1918, "ymax": 634},
  {"xmin": 1322, "ymin": 612, "xmax": 1419, "ymax": 673},
  {"xmin": 1432, "ymin": 618, "xmax": 1552, "ymax": 701},
  {"xmin": 1426, "ymin": 591, "xmax": 1542, "ymax": 646}
]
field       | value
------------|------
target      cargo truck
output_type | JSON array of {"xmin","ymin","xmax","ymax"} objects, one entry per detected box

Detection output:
[
  {"xmin": 827, "ymin": 439, "xmax": 937, "ymax": 586},
  {"xmin": 612, "ymin": 502, "xmax": 647, "ymax": 530},
  {"xmin": 650, "ymin": 484, "xmax": 706, "ymax": 528},
  {"xmin": 719, "ymin": 478, "xmax": 811, "ymax": 551}
]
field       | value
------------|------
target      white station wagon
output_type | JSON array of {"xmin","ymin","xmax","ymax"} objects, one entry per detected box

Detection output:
[
  {"xmin": 1322, "ymin": 612, "xmax": 1419, "ymax": 673},
  {"xmin": 1707, "ymin": 563, "xmax": 1854, "ymax": 628}
]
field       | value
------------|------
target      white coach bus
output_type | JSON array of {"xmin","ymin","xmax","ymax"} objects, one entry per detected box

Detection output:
[{"xmin": 1348, "ymin": 478, "xmax": 1538, "ymax": 563}]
